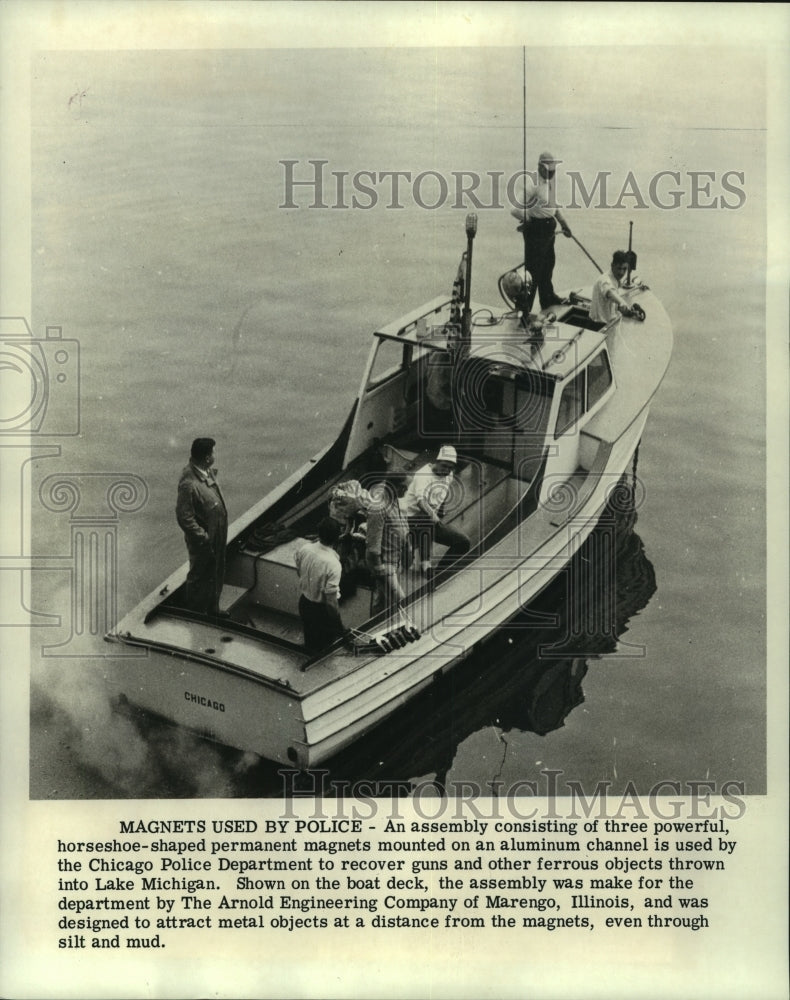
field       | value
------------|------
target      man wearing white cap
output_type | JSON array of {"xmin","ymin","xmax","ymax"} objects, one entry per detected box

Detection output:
[
  {"xmin": 403, "ymin": 444, "xmax": 470, "ymax": 577},
  {"xmin": 510, "ymin": 151, "xmax": 573, "ymax": 315}
]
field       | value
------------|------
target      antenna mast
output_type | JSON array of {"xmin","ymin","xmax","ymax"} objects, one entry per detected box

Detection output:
[{"xmin": 522, "ymin": 46, "xmax": 528, "ymax": 275}]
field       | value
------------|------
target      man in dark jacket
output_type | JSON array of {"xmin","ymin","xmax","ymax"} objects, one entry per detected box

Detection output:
[{"xmin": 176, "ymin": 437, "xmax": 228, "ymax": 615}]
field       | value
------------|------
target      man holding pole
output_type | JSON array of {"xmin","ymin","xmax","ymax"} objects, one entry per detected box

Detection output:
[
  {"xmin": 589, "ymin": 251, "xmax": 641, "ymax": 325},
  {"xmin": 510, "ymin": 151, "xmax": 573, "ymax": 315}
]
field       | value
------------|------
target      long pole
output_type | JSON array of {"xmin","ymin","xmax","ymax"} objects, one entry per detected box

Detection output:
[
  {"xmin": 626, "ymin": 220, "xmax": 634, "ymax": 286},
  {"xmin": 522, "ymin": 46, "xmax": 528, "ymax": 275},
  {"xmin": 570, "ymin": 234, "xmax": 603, "ymax": 274}
]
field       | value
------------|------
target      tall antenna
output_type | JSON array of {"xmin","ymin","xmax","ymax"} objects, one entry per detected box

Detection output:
[{"xmin": 522, "ymin": 46, "xmax": 527, "ymax": 274}]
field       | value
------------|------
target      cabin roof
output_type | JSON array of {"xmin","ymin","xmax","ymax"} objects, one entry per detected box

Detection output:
[{"xmin": 374, "ymin": 293, "xmax": 608, "ymax": 381}]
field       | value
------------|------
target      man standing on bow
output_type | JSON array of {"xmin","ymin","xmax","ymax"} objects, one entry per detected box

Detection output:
[
  {"xmin": 176, "ymin": 437, "xmax": 228, "ymax": 616},
  {"xmin": 510, "ymin": 151, "xmax": 573, "ymax": 315}
]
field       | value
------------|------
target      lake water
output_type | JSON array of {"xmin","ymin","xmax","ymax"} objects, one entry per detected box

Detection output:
[{"xmin": 27, "ymin": 48, "xmax": 766, "ymax": 799}]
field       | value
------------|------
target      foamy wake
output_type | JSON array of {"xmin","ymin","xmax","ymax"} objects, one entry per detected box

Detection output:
[{"xmin": 31, "ymin": 659, "xmax": 260, "ymax": 798}]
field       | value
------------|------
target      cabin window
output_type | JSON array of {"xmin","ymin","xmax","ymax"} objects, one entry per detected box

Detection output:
[
  {"xmin": 515, "ymin": 372, "xmax": 554, "ymax": 437},
  {"xmin": 366, "ymin": 338, "xmax": 429, "ymax": 391},
  {"xmin": 479, "ymin": 374, "xmax": 518, "ymax": 466},
  {"xmin": 586, "ymin": 350, "xmax": 612, "ymax": 410},
  {"xmin": 555, "ymin": 370, "xmax": 585, "ymax": 437},
  {"xmin": 512, "ymin": 374, "xmax": 554, "ymax": 480},
  {"xmin": 554, "ymin": 349, "xmax": 613, "ymax": 437},
  {"xmin": 367, "ymin": 338, "xmax": 407, "ymax": 389}
]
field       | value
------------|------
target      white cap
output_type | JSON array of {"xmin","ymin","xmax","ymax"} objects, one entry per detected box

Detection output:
[{"xmin": 437, "ymin": 444, "xmax": 457, "ymax": 465}]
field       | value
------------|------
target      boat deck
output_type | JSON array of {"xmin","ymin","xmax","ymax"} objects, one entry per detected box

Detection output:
[
  {"xmin": 109, "ymin": 286, "xmax": 671, "ymax": 719},
  {"xmin": 226, "ymin": 445, "xmax": 516, "ymax": 639},
  {"xmin": 229, "ymin": 559, "xmax": 426, "ymax": 648},
  {"xmin": 375, "ymin": 294, "xmax": 606, "ymax": 380},
  {"xmin": 121, "ymin": 443, "xmax": 535, "ymax": 701}
]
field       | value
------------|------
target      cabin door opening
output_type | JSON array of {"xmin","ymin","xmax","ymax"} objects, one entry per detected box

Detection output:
[{"xmin": 454, "ymin": 361, "xmax": 553, "ymax": 483}]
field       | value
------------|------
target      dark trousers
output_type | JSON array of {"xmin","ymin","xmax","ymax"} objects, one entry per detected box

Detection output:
[
  {"xmin": 299, "ymin": 595, "xmax": 344, "ymax": 653},
  {"xmin": 409, "ymin": 516, "xmax": 470, "ymax": 575},
  {"xmin": 185, "ymin": 542, "xmax": 225, "ymax": 615},
  {"xmin": 520, "ymin": 218, "xmax": 558, "ymax": 313}
]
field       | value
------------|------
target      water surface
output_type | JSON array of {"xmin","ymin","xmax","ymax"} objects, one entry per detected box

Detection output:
[{"xmin": 28, "ymin": 48, "xmax": 766, "ymax": 798}]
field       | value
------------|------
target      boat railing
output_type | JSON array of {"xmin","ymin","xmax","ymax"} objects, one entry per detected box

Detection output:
[{"xmin": 375, "ymin": 294, "xmax": 451, "ymax": 341}]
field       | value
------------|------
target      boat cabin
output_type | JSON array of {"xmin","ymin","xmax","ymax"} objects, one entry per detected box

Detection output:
[
  {"xmin": 156, "ymin": 291, "xmax": 619, "ymax": 659},
  {"xmin": 342, "ymin": 294, "xmax": 616, "ymax": 490}
]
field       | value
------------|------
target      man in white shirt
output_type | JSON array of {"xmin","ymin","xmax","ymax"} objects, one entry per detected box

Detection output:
[
  {"xmin": 403, "ymin": 444, "xmax": 470, "ymax": 577},
  {"xmin": 510, "ymin": 151, "xmax": 573, "ymax": 316},
  {"xmin": 294, "ymin": 517, "xmax": 346, "ymax": 652}
]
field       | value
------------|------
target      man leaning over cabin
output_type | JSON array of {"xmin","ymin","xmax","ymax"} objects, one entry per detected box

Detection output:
[
  {"xmin": 510, "ymin": 151, "xmax": 573, "ymax": 317},
  {"xmin": 176, "ymin": 437, "xmax": 228, "ymax": 616},
  {"xmin": 403, "ymin": 444, "xmax": 470, "ymax": 578},
  {"xmin": 589, "ymin": 251, "xmax": 637, "ymax": 325},
  {"xmin": 294, "ymin": 517, "xmax": 347, "ymax": 653}
]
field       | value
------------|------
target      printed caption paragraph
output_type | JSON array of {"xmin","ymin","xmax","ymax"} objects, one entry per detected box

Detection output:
[{"xmin": 54, "ymin": 806, "xmax": 743, "ymax": 949}]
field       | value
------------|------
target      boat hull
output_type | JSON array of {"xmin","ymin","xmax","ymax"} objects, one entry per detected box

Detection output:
[
  {"xmin": 105, "ymin": 270, "xmax": 671, "ymax": 770},
  {"xmin": 104, "ymin": 413, "xmax": 647, "ymax": 769}
]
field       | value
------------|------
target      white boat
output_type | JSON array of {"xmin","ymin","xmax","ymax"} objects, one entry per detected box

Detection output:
[{"xmin": 105, "ymin": 216, "xmax": 673, "ymax": 769}]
